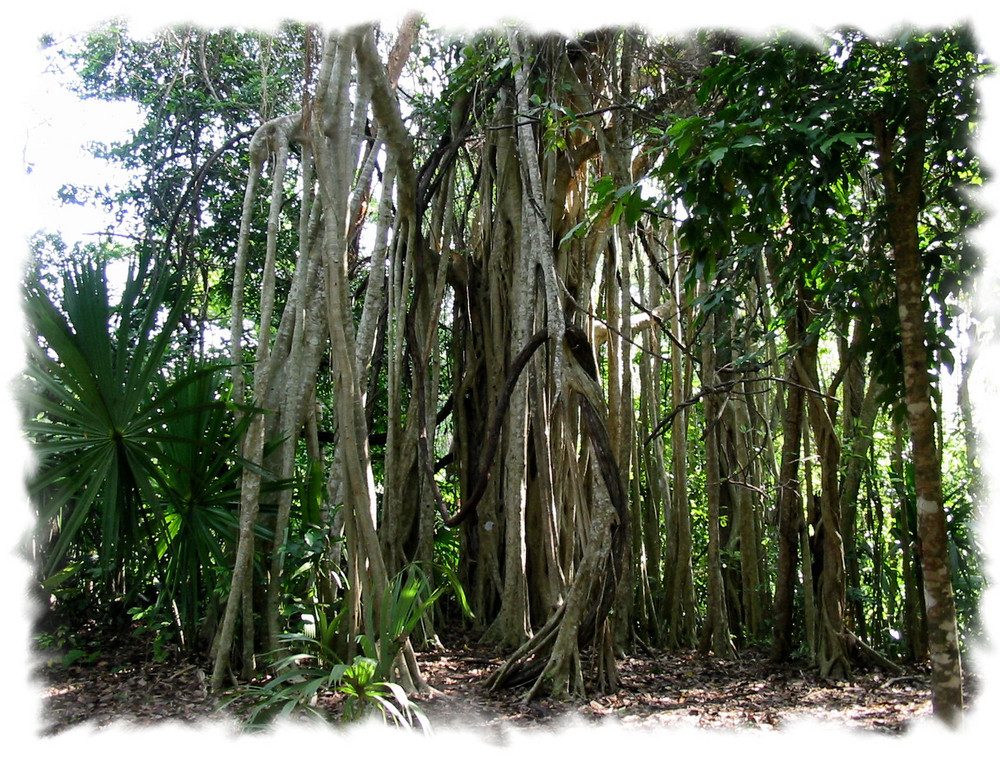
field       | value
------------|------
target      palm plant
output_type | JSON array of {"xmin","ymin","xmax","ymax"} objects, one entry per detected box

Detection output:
[
  {"xmin": 148, "ymin": 362, "xmax": 256, "ymax": 645},
  {"xmin": 22, "ymin": 253, "xmax": 241, "ymax": 630}
]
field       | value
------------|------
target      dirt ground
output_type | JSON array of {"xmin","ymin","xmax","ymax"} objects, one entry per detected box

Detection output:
[{"xmin": 34, "ymin": 627, "xmax": 960, "ymax": 739}]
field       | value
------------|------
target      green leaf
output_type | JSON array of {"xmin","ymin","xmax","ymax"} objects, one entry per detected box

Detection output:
[
  {"xmin": 731, "ymin": 134, "xmax": 764, "ymax": 148},
  {"xmin": 708, "ymin": 145, "xmax": 729, "ymax": 164},
  {"xmin": 624, "ymin": 188, "xmax": 646, "ymax": 226},
  {"xmin": 558, "ymin": 220, "xmax": 589, "ymax": 248}
]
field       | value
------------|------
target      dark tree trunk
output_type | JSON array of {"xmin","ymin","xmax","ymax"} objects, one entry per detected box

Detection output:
[{"xmin": 770, "ymin": 297, "xmax": 808, "ymax": 662}]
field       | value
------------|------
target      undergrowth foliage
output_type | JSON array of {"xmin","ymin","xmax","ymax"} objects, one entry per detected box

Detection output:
[{"xmin": 222, "ymin": 564, "xmax": 443, "ymax": 731}]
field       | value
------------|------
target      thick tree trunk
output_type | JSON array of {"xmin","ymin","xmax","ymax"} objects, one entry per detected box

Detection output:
[{"xmin": 481, "ymin": 204, "xmax": 533, "ymax": 647}]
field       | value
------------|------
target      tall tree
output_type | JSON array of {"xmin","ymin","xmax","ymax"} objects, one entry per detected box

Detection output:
[{"xmin": 867, "ymin": 33, "xmax": 972, "ymax": 725}]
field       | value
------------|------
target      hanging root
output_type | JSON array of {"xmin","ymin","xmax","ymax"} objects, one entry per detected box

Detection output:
[{"xmin": 847, "ymin": 630, "xmax": 906, "ymax": 676}]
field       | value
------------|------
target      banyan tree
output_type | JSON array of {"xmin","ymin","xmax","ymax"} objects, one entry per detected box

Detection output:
[{"xmin": 209, "ymin": 22, "xmax": 697, "ymax": 698}]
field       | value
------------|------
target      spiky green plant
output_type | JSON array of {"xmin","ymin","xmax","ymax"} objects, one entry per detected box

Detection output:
[
  {"xmin": 222, "ymin": 564, "xmax": 448, "ymax": 732},
  {"xmin": 22, "ymin": 253, "xmax": 244, "ymax": 626}
]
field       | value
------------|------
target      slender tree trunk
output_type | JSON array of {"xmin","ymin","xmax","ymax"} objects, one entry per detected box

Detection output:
[
  {"xmin": 800, "ymin": 344, "xmax": 850, "ymax": 679},
  {"xmin": 867, "ymin": 468, "xmax": 887, "ymax": 648},
  {"xmin": 726, "ymin": 393, "xmax": 765, "ymax": 642},
  {"xmin": 956, "ymin": 326, "xmax": 980, "ymax": 475},
  {"xmin": 839, "ymin": 354, "xmax": 883, "ymax": 644},
  {"xmin": 770, "ymin": 303, "xmax": 807, "ymax": 662},
  {"xmin": 874, "ymin": 53, "xmax": 963, "ymax": 725},
  {"xmin": 634, "ymin": 242, "xmax": 666, "ymax": 644},
  {"xmin": 891, "ymin": 416, "xmax": 929, "ymax": 663},
  {"xmin": 663, "ymin": 225, "xmax": 697, "ymax": 648},
  {"xmin": 213, "ymin": 109, "xmax": 308, "ymax": 689},
  {"xmin": 698, "ymin": 312, "xmax": 735, "ymax": 659}
]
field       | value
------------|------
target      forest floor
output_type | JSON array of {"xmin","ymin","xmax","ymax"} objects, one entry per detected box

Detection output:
[{"xmin": 33, "ymin": 627, "xmax": 962, "ymax": 739}]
